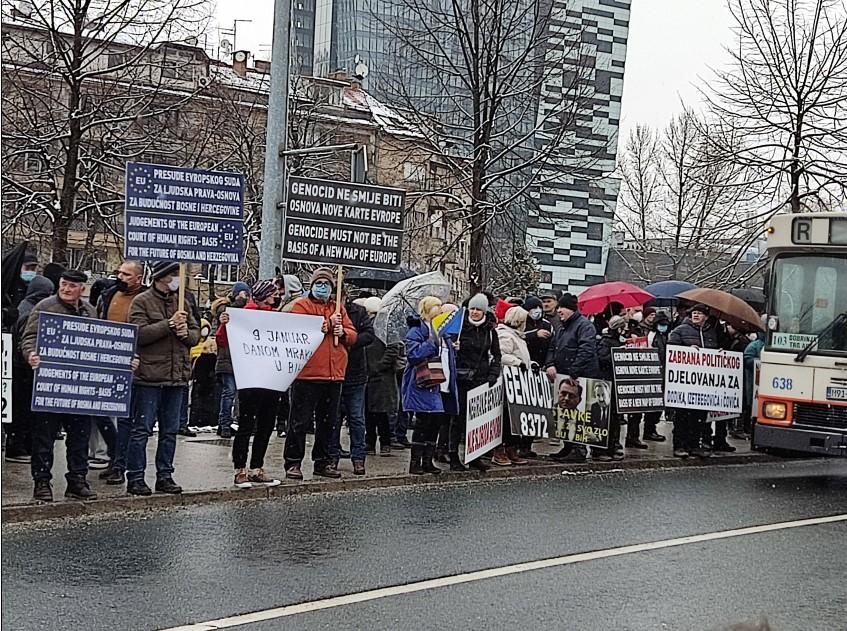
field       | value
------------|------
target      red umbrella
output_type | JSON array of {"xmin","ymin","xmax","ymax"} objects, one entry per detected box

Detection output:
[{"xmin": 578, "ymin": 282, "xmax": 654, "ymax": 316}]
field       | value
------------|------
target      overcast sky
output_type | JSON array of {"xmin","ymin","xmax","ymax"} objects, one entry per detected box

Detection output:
[{"xmin": 215, "ymin": 0, "xmax": 736, "ymax": 151}]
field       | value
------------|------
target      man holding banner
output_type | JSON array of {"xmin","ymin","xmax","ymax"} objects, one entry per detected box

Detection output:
[
  {"xmin": 21, "ymin": 270, "xmax": 98, "ymax": 502},
  {"xmin": 126, "ymin": 261, "xmax": 200, "ymax": 496}
]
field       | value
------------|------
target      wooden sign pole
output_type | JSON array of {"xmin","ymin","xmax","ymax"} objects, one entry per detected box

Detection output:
[
  {"xmin": 333, "ymin": 264, "xmax": 343, "ymax": 346},
  {"xmin": 177, "ymin": 263, "xmax": 186, "ymax": 312}
]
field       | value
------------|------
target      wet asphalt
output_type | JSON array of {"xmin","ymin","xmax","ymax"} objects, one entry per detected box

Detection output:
[{"xmin": 2, "ymin": 459, "xmax": 846, "ymax": 631}]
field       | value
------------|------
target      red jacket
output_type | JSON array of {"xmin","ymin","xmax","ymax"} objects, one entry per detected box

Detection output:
[
  {"xmin": 215, "ymin": 300, "xmax": 270, "ymax": 353},
  {"xmin": 291, "ymin": 295, "xmax": 358, "ymax": 381}
]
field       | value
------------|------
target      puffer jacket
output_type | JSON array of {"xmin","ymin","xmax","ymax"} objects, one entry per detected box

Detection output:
[
  {"xmin": 128, "ymin": 287, "xmax": 201, "ymax": 387},
  {"xmin": 597, "ymin": 330, "xmax": 623, "ymax": 381},
  {"xmin": 343, "ymin": 300, "xmax": 375, "ymax": 386},
  {"xmin": 401, "ymin": 315, "xmax": 459, "ymax": 415},
  {"xmin": 455, "ymin": 312, "xmax": 501, "ymax": 386},
  {"xmin": 545, "ymin": 311, "xmax": 600, "ymax": 379},
  {"xmin": 496, "ymin": 324, "xmax": 531, "ymax": 368},
  {"xmin": 20, "ymin": 294, "xmax": 97, "ymax": 361},
  {"xmin": 668, "ymin": 317, "xmax": 719, "ymax": 349},
  {"xmin": 290, "ymin": 294, "xmax": 357, "ymax": 381}
]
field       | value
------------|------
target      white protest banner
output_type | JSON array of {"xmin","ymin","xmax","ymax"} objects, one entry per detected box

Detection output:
[
  {"xmin": 464, "ymin": 377, "xmax": 504, "ymax": 464},
  {"xmin": 227, "ymin": 309, "xmax": 325, "ymax": 391},
  {"xmin": 2, "ymin": 333, "xmax": 13, "ymax": 423},
  {"xmin": 665, "ymin": 346, "xmax": 743, "ymax": 413}
]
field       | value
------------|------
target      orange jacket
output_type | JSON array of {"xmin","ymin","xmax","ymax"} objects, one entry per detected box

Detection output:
[{"xmin": 290, "ymin": 295, "xmax": 358, "ymax": 381}]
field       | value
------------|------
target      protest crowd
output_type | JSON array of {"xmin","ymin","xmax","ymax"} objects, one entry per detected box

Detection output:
[{"xmin": 1, "ymin": 251, "xmax": 765, "ymax": 502}]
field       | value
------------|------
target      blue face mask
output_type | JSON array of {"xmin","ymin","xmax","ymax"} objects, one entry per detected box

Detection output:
[
  {"xmin": 20, "ymin": 271, "xmax": 36, "ymax": 283},
  {"xmin": 312, "ymin": 283, "xmax": 332, "ymax": 300},
  {"xmin": 657, "ymin": 325, "xmax": 668, "ymax": 334}
]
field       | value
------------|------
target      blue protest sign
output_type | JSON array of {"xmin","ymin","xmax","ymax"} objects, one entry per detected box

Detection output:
[
  {"xmin": 31, "ymin": 314, "xmax": 138, "ymax": 417},
  {"xmin": 124, "ymin": 162, "xmax": 245, "ymax": 264}
]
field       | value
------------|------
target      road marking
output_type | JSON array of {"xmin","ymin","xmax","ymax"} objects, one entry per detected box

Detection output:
[{"xmin": 160, "ymin": 513, "xmax": 847, "ymax": 630}]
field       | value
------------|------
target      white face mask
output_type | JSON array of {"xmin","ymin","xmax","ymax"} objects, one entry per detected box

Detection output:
[
  {"xmin": 167, "ymin": 277, "xmax": 180, "ymax": 292},
  {"xmin": 631, "ymin": 312, "xmax": 643, "ymax": 322},
  {"xmin": 529, "ymin": 308, "xmax": 543, "ymax": 320}
]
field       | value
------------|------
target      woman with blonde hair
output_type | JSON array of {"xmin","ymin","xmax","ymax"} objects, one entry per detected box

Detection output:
[{"xmin": 401, "ymin": 296, "xmax": 459, "ymax": 474}]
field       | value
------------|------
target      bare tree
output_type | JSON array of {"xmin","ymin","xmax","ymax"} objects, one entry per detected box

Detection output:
[
  {"xmin": 1, "ymin": 0, "xmax": 210, "ymax": 264},
  {"xmin": 702, "ymin": 0, "xmax": 847, "ymax": 214},
  {"xmin": 374, "ymin": 0, "xmax": 601, "ymax": 292},
  {"xmin": 616, "ymin": 111, "xmax": 763, "ymax": 287}
]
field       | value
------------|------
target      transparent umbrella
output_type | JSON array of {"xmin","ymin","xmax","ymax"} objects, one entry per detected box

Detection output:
[{"xmin": 373, "ymin": 271, "xmax": 452, "ymax": 344}]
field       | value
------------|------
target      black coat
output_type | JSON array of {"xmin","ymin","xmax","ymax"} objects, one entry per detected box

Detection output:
[
  {"xmin": 545, "ymin": 311, "xmax": 600, "ymax": 379},
  {"xmin": 597, "ymin": 331, "xmax": 622, "ymax": 381},
  {"xmin": 365, "ymin": 338, "xmax": 401, "ymax": 413},
  {"xmin": 456, "ymin": 312, "xmax": 501, "ymax": 386},
  {"xmin": 344, "ymin": 301, "xmax": 375, "ymax": 385},
  {"xmin": 668, "ymin": 317, "xmax": 720, "ymax": 349},
  {"xmin": 524, "ymin": 316, "xmax": 553, "ymax": 366}
]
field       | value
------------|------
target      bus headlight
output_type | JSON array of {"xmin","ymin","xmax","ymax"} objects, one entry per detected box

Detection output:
[{"xmin": 763, "ymin": 401, "xmax": 787, "ymax": 420}]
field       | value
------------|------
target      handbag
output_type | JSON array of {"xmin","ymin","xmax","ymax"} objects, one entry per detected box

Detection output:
[{"xmin": 415, "ymin": 359, "xmax": 446, "ymax": 388}]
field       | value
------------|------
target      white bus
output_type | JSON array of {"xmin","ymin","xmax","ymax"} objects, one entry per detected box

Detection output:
[{"xmin": 754, "ymin": 212, "xmax": 847, "ymax": 456}]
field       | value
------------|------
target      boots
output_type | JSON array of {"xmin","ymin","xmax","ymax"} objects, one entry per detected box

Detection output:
[
  {"xmin": 491, "ymin": 446, "xmax": 511, "ymax": 466},
  {"xmin": 448, "ymin": 452, "xmax": 467, "ymax": 472},
  {"xmin": 409, "ymin": 443, "xmax": 425, "ymax": 475},
  {"xmin": 65, "ymin": 476, "xmax": 97, "ymax": 500},
  {"xmin": 468, "ymin": 457, "xmax": 490, "ymax": 471},
  {"xmin": 421, "ymin": 443, "xmax": 442, "ymax": 474},
  {"xmin": 505, "ymin": 446, "xmax": 528, "ymax": 465}
]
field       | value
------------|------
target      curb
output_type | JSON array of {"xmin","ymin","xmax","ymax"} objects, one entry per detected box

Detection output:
[{"xmin": 1, "ymin": 452, "xmax": 792, "ymax": 524}]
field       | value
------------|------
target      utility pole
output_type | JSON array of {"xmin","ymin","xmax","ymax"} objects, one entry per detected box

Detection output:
[{"xmin": 258, "ymin": 0, "xmax": 291, "ymax": 278}]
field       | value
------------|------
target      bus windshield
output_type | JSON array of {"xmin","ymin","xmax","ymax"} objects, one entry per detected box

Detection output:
[{"xmin": 770, "ymin": 254, "xmax": 847, "ymax": 354}]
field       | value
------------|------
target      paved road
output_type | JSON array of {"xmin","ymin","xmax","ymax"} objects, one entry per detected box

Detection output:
[{"xmin": 2, "ymin": 459, "xmax": 846, "ymax": 631}]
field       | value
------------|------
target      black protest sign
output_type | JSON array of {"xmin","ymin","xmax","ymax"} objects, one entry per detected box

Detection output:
[
  {"xmin": 502, "ymin": 365, "xmax": 553, "ymax": 438},
  {"xmin": 124, "ymin": 162, "xmax": 245, "ymax": 264},
  {"xmin": 283, "ymin": 176, "xmax": 405, "ymax": 270},
  {"xmin": 611, "ymin": 347, "xmax": 664, "ymax": 414},
  {"xmin": 31, "ymin": 313, "xmax": 137, "ymax": 417}
]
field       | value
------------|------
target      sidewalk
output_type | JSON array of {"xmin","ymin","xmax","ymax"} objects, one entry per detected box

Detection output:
[{"xmin": 1, "ymin": 422, "xmax": 779, "ymax": 523}]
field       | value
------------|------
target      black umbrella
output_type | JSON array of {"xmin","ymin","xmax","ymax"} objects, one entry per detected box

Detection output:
[
  {"xmin": 731, "ymin": 288, "xmax": 765, "ymax": 310},
  {"xmin": 345, "ymin": 266, "xmax": 417, "ymax": 290},
  {"xmin": 1, "ymin": 241, "xmax": 30, "ymax": 331}
]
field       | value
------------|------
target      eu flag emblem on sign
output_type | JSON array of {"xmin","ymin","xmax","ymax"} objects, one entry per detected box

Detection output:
[{"xmin": 433, "ymin": 307, "xmax": 465, "ymax": 338}]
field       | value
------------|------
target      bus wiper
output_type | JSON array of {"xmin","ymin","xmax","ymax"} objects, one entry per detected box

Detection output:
[{"xmin": 794, "ymin": 311, "xmax": 847, "ymax": 362}]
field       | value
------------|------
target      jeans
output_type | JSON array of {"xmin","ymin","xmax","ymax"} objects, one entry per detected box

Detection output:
[
  {"xmin": 232, "ymin": 388, "xmax": 280, "ymax": 470},
  {"xmin": 284, "ymin": 380, "xmax": 342, "ymax": 470},
  {"xmin": 217, "ymin": 373, "xmax": 236, "ymax": 430},
  {"xmin": 178, "ymin": 385, "xmax": 189, "ymax": 431},
  {"xmin": 127, "ymin": 385, "xmax": 183, "ymax": 483},
  {"xmin": 393, "ymin": 411, "xmax": 410, "ymax": 444},
  {"xmin": 113, "ymin": 416, "xmax": 132, "ymax": 472},
  {"xmin": 31, "ymin": 413, "xmax": 90, "ymax": 482},
  {"xmin": 93, "ymin": 417, "xmax": 117, "ymax": 460},
  {"xmin": 331, "ymin": 383, "xmax": 367, "ymax": 462}
]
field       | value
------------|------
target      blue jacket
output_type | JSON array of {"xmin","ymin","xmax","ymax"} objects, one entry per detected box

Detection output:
[
  {"xmin": 545, "ymin": 311, "xmax": 600, "ymax": 379},
  {"xmin": 401, "ymin": 316, "xmax": 459, "ymax": 415}
]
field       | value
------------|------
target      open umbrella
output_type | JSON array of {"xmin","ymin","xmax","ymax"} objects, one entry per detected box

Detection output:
[
  {"xmin": 373, "ymin": 271, "xmax": 452, "ymax": 344},
  {"xmin": 730, "ymin": 287, "xmax": 766, "ymax": 311},
  {"xmin": 578, "ymin": 281, "xmax": 654, "ymax": 316},
  {"xmin": 678, "ymin": 288, "xmax": 764, "ymax": 333},
  {"xmin": 345, "ymin": 266, "xmax": 417, "ymax": 291},
  {"xmin": 644, "ymin": 280, "xmax": 697, "ymax": 307}
]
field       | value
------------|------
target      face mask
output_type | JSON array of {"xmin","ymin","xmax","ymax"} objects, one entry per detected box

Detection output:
[
  {"xmin": 619, "ymin": 335, "xmax": 627, "ymax": 343},
  {"xmin": 631, "ymin": 312, "xmax": 643, "ymax": 322},
  {"xmin": 200, "ymin": 326, "xmax": 210, "ymax": 338},
  {"xmin": 529, "ymin": 308, "xmax": 543, "ymax": 320},
  {"xmin": 312, "ymin": 284, "xmax": 332, "ymax": 300},
  {"xmin": 657, "ymin": 325, "xmax": 668, "ymax": 334},
  {"xmin": 167, "ymin": 277, "xmax": 180, "ymax": 292},
  {"xmin": 748, "ymin": 333, "xmax": 758, "ymax": 341},
  {"xmin": 114, "ymin": 279, "xmax": 129, "ymax": 293},
  {"xmin": 20, "ymin": 271, "xmax": 36, "ymax": 283}
]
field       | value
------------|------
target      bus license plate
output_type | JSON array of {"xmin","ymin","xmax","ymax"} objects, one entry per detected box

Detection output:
[{"xmin": 826, "ymin": 386, "xmax": 847, "ymax": 401}]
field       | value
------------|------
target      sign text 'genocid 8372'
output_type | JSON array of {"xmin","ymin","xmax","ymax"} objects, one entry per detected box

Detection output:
[
  {"xmin": 124, "ymin": 162, "xmax": 245, "ymax": 265},
  {"xmin": 283, "ymin": 176, "xmax": 405, "ymax": 270}
]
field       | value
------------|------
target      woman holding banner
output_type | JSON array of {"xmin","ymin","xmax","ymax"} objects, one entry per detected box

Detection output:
[
  {"xmin": 451, "ymin": 294, "xmax": 501, "ymax": 471},
  {"xmin": 495, "ymin": 306, "xmax": 531, "ymax": 466},
  {"xmin": 401, "ymin": 297, "xmax": 459, "ymax": 475}
]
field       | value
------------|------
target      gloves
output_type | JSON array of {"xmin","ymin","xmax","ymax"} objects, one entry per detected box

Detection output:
[
  {"xmin": 519, "ymin": 362, "xmax": 528, "ymax": 371},
  {"xmin": 530, "ymin": 361, "xmax": 540, "ymax": 372}
]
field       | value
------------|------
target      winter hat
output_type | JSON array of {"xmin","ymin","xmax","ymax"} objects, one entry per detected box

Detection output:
[
  {"xmin": 42, "ymin": 262, "xmax": 66, "ymax": 290},
  {"xmin": 362, "ymin": 296, "xmax": 383, "ymax": 314},
  {"xmin": 643, "ymin": 307, "xmax": 656, "ymax": 318},
  {"xmin": 60, "ymin": 269, "xmax": 88, "ymax": 283},
  {"xmin": 310, "ymin": 267, "xmax": 336, "ymax": 287},
  {"xmin": 22, "ymin": 253, "xmax": 38, "ymax": 265},
  {"xmin": 691, "ymin": 303, "xmax": 710, "ymax": 315},
  {"xmin": 654, "ymin": 311, "xmax": 670, "ymax": 325},
  {"xmin": 522, "ymin": 296, "xmax": 543, "ymax": 311},
  {"xmin": 230, "ymin": 281, "xmax": 251, "ymax": 298},
  {"xmin": 252, "ymin": 279, "xmax": 277, "ymax": 302},
  {"xmin": 440, "ymin": 303, "xmax": 459, "ymax": 314},
  {"xmin": 608, "ymin": 315, "xmax": 627, "ymax": 331},
  {"xmin": 494, "ymin": 299, "xmax": 512, "ymax": 323},
  {"xmin": 282, "ymin": 274, "xmax": 303, "ymax": 299},
  {"xmin": 150, "ymin": 261, "xmax": 179, "ymax": 281},
  {"xmin": 558, "ymin": 292, "xmax": 578, "ymax": 311},
  {"xmin": 539, "ymin": 290, "xmax": 558, "ymax": 301},
  {"xmin": 468, "ymin": 294, "xmax": 488, "ymax": 311}
]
